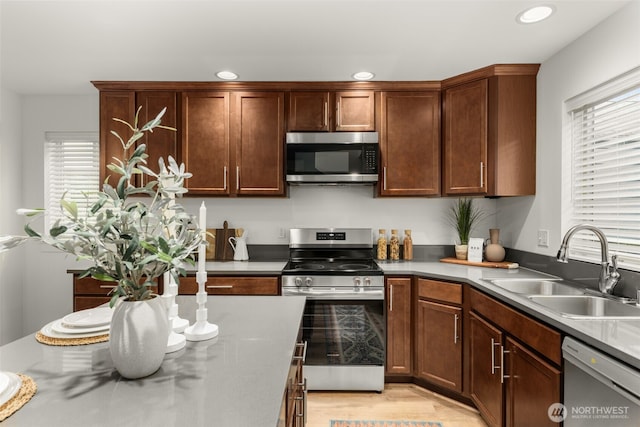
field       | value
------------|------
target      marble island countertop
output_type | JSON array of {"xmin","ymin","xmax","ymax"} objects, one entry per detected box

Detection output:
[{"xmin": 0, "ymin": 296, "xmax": 306, "ymax": 426}]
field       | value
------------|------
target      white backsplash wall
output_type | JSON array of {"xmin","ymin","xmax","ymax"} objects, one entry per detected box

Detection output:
[{"xmin": 179, "ymin": 187, "xmax": 498, "ymax": 246}]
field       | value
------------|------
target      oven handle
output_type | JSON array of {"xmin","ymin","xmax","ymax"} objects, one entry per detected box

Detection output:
[{"xmin": 282, "ymin": 289, "xmax": 384, "ymax": 300}]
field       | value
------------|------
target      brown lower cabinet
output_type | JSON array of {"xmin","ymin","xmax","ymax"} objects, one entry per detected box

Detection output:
[
  {"xmin": 178, "ymin": 276, "xmax": 280, "ymax": 295},
  {"xmin": 384, "ymin": 276, "xmax": 563, "ymax": 427},
  {"xmin": 385, "ymin": 277, "xmax": 412, "ymax": 376},
  {"xmin": 72, "ymin": 275, "xmax": 162, "ymax": 311},
  {"xmin": 415, "ymin": 295, "xmax": 462, "ymax": 392},
  {"xmin": 72, "ymin": 274, "xmax": 278, "ymax": 311},
  {"xmin": 469, "ymin": 288, "xmax": 561, "ymax": 427},
  {"xmin": 282, "ymin": 341, "xmax": 307, "ymax": 427}
]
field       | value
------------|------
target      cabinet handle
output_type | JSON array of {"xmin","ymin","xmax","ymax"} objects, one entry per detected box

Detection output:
[
  {"xmin": 336, "ymin": 101, "xmax": 341, "ymax": 127},
  {"xmin": 491, "ymin": 338, "xmax": 499, "ymax": 374},
  {"xmin": 454, "ymin": 314, "xmax": 459, "ymax": 344},
  {"xmin": 389, "ymin": 284, "xmax": 393, "ymax": 312},
  {"xmin": 383, "ymin": 167, "xmax": 387, "ymax": 190},
  {"xmin": 480, "ymin": 162, "xmax": 484, "ymax": 188},
  {"xmin": 500, "ymin": 345, "xmax": 511, "ymax": 384},
  {"xmin": 324, "ymin": 101, "xmax": 328, "ymax": 127},
  {"xmin": 293, "ymin": 341, "xmax": 307, "ymax": 362},
  {"xmin": 223, "ymin": 166, "xmax": 227, "ymax": 190},
  {"xmin": 236, "ymin": 166, "xmax": 240, "ymax": 190},
  {"xmin": 295, "ymin": 378, "xmax": 307, "ymax": 424},
  {"xmin": 99, "ymin": 285, "xmax": 116, "ymax": 289},
  {"xmin": 206, "ymin": 285, "xmax": 233, "ymax": 289}
]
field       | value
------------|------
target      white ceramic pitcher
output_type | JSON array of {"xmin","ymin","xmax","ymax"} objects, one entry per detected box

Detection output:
[{"xmin": 228, "ymin": 234, "xmax": 249, "ymax": 261}]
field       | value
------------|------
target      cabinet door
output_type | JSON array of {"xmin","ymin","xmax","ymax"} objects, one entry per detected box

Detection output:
[
  {"xmin": 505, "ymin": 337, "xmax": 561, "ymax": 427},
  {"xmin": 416, "ymin": 300, "xmax": 462, "ymax": 392},
  {"xmin": 99, "ymin": 91, "xmax": 135, "ymax": 189},
  {"xmin": 288, "ymin": 91, "xmax": 330, "ymax": 131},
  {"xmin": 385, "ymin": 277, "xmax": 412, "ymax": 375},
  {"xmin": 233, "ymin": 92, "xmax": 285, "ymax": 196},
  {"xmin": 443, "ymin": 79, "xmax": 488, "ymax": 195},
  {"xmin": 469, "ymin": 311, "xmax": 504, "ymax": 427},
  {"xmin": 181, "ymin": 92, "xmax": 230, "ymax": 195},
  {"xmin": 379, "ymin": 91, "xmax": 440, "ymax": 196},
  {"xmin": 335, "ymin": 91, "xmax": 375, "ymax": 131},
  {"xmin": 136, "ymin": 91, "xmax": 178, "ymax": 186}
]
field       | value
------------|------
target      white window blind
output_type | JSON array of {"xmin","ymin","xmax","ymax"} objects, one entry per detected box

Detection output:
[
  {"xmin": 566, "ymin": 67, "xmax": 640, "ymax": 270},
  {"xmin": 44, "ymin": 132, "xmax": 100, "ymax": 230}
]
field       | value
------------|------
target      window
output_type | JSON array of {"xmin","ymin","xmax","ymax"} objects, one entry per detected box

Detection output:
[
  {"xmin": 565, "ymin": 67, "xmax": 640, "ymax": 270},
  {"xmin": 44, "ymin": 132, "xmax": 100, "ymax": 230}
]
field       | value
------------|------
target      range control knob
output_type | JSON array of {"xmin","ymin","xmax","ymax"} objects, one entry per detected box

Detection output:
[
  {"xmin": 304, "ymin": 277, "xmax": 313, "ymax": 287},
  {"xmin": 295, "ymin": 277, "xmax": 303, "ymax": 287},
  {"xmin": 364, "ymin": 277, "xmax": 371, "ymax": 287},
  {"xmin": 353, "ymin": 277, "xmax": 362, "ymax": 287}
]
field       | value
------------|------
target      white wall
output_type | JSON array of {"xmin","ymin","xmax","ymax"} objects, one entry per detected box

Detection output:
[
  {"xmin": 498, "ymin": 0, "xmax": 640, "ymax": 257},
  {"xmin": 0, "ymin": 87, "xmax": 25, "ymax": 345}
]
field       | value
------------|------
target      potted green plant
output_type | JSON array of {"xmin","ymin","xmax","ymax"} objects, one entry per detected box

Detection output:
[
  {"xmin": 448, "ymin": 197, "xmax": 484, "ymax": 260},
  {"xmin": 13, "ymin": 107, "xmax": 202, "ymax": 379}
]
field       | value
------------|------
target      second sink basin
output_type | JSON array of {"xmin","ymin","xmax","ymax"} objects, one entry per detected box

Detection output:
[
  {"xmin": 489, "ymin": 279, "xmax": 585, "ymax": 295},
  {"xmin": 528, "ymin": 295, "xmax": 640, "ymax": 319}
]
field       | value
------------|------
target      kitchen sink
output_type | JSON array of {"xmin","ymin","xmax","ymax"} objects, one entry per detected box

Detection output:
[
  {"xmin": 488, "ymin": 279, "xmax": 586, "ymax": 296},
  {"xmin": 528, "ymin": 295, "xmax": 640, "ymax": 319}
]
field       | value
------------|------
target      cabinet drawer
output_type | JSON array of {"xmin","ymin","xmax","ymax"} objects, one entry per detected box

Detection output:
[
  {"xmin": 417, "ymin": 278, "xmax": 462, "ymax": 304},
  {"xmin": 74, "ymin": 276, "xmax": 160, "ymax": 295},
  {"xmin": 470, "ymin": 288, "xmax": 562, "ymax": 365},
  {"xmin": 74, "ymin": 296, "xmax": 111, "ymax": 311},
  {"xmin": 179, "ymin": 276, "xmax": 280, "ymax": 295}
]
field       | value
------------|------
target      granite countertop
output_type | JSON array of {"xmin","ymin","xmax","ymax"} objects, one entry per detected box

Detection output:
[
  {"xmin": 0, "ymin": 296, "xmax": 306, "ymax": 427},
  {"xmin": 379, "ymin": 260, "xmax": 640, "ymax": 370}
]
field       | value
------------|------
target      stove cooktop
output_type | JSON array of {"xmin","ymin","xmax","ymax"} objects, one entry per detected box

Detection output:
[{"xmin": 282, "ymin": 259, "xmax": 383, "ymax": 275}]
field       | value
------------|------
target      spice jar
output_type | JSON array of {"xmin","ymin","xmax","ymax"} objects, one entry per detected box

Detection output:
[
  {"xmin": 390, "ymin": 229, "xmax": 400, "ymax": 261},
  {"xmin": 403, "ymin": 229, "xmax": 413, "ymax": 260},
  {"xmin": 377, "ymin": 229, "xmax": 387, "ymax": 260}
]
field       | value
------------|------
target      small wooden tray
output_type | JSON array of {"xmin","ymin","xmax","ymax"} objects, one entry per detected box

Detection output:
[{"xmin": 440, "ymin": 257, "xmax": 519, "ymax": 269}]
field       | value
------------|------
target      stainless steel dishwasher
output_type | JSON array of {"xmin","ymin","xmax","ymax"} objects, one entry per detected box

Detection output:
[{"xmin": 562, "ymin": 337, "xmax": 640, "ymax": 426}]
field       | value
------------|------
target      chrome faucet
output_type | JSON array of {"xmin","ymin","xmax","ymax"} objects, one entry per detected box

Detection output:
[{"xmin": 557, "ymin": 224, "xmax": 620, "ymax": 295}]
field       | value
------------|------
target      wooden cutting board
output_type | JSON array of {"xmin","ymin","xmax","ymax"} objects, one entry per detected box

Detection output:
[
  {"xmin": 440, "ymin": 257, "xmax": 519, "ymax": 269},
  {"xmin": 214, "ymin": 221, "xmax": 236, "ymax": 261},
  {"xmin": 205, "ymin": 228, "xmax": 216, "ymax": 260}
]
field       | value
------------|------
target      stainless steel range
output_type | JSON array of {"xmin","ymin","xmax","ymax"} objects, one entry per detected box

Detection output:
[{"xmin": 281, "ymin": 228, "xmax": 385, "ymax": 391}]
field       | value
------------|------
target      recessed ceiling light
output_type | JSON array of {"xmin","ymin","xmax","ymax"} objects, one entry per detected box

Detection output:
[
  {"xmin": 216, "ymin": 71, "xmax": 238, "ymax": 80},
  {"xmin": 352, "ymin": 71, "xmax": 375, "ymax": 81},
  {"xmin": 517, "ymin": 5, "xmax": 555, "ymax": 24}
]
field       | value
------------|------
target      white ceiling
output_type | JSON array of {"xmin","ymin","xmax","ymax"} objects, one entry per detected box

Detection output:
[{"xmin": 0, "ymin": 0, "xmax": 632, "ymax": 95}]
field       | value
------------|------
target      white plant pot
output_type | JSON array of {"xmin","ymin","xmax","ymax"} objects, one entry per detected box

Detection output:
[{"xmin": 109, "ymin": 296, "xmax": 169, "ymax": 379}]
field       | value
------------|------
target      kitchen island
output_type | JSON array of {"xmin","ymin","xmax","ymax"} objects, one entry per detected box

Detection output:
[{"xmin": 0, "ymin": 295, "xmax": 306, "ymax": 426}]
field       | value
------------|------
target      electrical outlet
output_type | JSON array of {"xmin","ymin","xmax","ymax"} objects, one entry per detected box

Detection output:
[
  {"xmin": 279, "ymin": 228, "xmax": 287, "ymax": 239},
  {"xmin": 537, "ymin": 229, "xmax": 549, "ymax": 247}
]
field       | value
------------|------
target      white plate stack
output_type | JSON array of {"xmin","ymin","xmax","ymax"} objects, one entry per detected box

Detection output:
[
  {"xmin": 39, "ymin": 306, "xmax": 112, "ymax": 339},
  {"xmin": 0, "ymin": 371, "xmax": 22, "ymax": 407}
]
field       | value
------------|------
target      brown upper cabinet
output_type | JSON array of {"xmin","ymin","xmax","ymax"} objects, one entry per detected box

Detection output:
[
  {"xmin": 233, "ymin": 92, "xmax": 286, "ymax": 196},
  {"xmin": 181, "ymin": 92, "xmax": 231, "ymax": 195},
  {"xmin": 182, "ymin": 91, "xmax": 285, "ymax": 196},
  {"xmin": 442, "ymin": 65, "xmax": 539, "ymax": 196},
  {"xmin": 287, "ymin": 90, "xmax": 375, "ymax": 132},
  {"xmin": 378, "ymin": 91, "xmax": 440, "ymax": 196},
  {"xmin": 99, "ymin": 91, "xmax": 178, "ymax": 190}
]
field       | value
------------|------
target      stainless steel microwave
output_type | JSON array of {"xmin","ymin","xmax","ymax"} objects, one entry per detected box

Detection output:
[{"xmin": 285, "ymin": 132, "xmax": 379, "ymax": 184}]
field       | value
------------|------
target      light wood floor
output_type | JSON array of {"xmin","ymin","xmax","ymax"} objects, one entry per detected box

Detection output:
[{"xmin": 306, "ymin": 383, "xmax": 487, "ymax": 427}]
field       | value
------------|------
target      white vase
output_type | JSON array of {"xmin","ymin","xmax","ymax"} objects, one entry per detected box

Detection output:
[{"xmin": 109, "ymin": 295, "xmax": 169, "ymax": 379}]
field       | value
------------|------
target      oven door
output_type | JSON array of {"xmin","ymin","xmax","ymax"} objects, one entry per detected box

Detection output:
[{"xmin": 301, "ymin": 299, "xmax": 385, "ymax": 367}]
